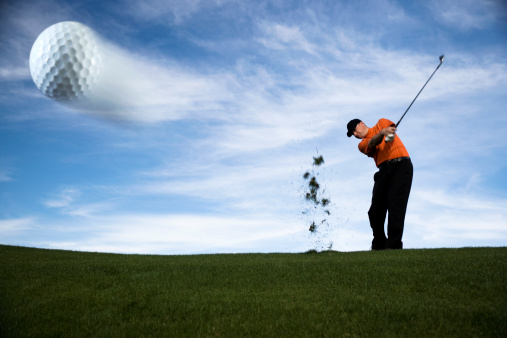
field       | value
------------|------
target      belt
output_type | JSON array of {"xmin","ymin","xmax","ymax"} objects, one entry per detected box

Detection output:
[{"xmin": 378, "ymin": 157, "xmax": 410, "ymax": 169}]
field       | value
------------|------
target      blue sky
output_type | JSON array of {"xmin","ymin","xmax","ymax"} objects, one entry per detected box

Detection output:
[{"xmin": 1, "ymin": 0, "xmax": 506, "ymax": 254}]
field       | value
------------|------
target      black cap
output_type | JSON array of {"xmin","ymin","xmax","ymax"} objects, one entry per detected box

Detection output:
[{"xmin": 346, "ymin": 119, "xmax": 361, "ymax": 137}]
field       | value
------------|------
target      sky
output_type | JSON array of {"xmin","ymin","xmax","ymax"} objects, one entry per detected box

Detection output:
[{"xmin": 1, "ymin": 0, "xmax": 506, "ymax": 255}]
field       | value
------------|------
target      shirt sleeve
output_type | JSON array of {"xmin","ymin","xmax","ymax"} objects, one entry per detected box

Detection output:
[{"xmin": 358, "ymin": 138, "xmax": 373, "ymax": 157}]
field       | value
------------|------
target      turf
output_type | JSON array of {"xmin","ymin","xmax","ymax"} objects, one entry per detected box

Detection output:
[{"xmin": 1, "ymin": 245, "xmax": 505, "ymax": 337}]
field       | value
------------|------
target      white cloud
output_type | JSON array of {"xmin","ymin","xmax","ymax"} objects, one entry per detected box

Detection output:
[
  {"xmin": 405, "ymin": 187, "xmax": 507, "ymax": 247},
  {"xmin": 16, "ymin": 213, "xmax": 305, "ymax": 254},
  {"xmin": 44, "ymin": 188, "xmax": 81, "ymax": 208},
  {"xmin": 121, "ymin": 0, "xmax": 234, "ymax": 24},
  {"xmin": 43, "ymin": 187, "xmax": 116, "ymax": 217},
  {"xmin": 0, "ymin": 67, "xmax": 30, "ymax": 81},
  {"xmin": 136, "ymin": 164, "xmax": 297, "ymax": 215},
  {"xmin": 257, "ymin": 22, "xmax": 317, "ymax": 54},
  {"xmin": 416, "ymin": 189, "xmax": 507, "ymax": 212},
  {"xmin": 64, "ymin": 203, "xmax": 115, "ymax": 218},
  {"xmin": 0, "ymin": 217, "xmax": 35, "ymax": 236},
  {"xmin": 429, "ymin": 0, "xmax": 501, "ymax": 30},
  {"xmin": 0, "ymin": 166, "xmax": 14, "ymax": 182}
]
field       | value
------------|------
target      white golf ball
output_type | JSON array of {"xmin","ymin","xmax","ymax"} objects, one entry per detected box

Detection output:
[{"xmin": 29, "ymin": 21, "xmax": 102, "ymax": 101}]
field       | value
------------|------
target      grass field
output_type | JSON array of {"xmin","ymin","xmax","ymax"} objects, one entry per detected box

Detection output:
[{"xmin": 1, "ymin": 245, "xmax": 506, "ymax": 337}]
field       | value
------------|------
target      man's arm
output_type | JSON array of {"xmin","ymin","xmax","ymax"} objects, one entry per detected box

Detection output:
[{"xmin": 367, "ymin": 125, "xmax": 396, "ymax": 150}]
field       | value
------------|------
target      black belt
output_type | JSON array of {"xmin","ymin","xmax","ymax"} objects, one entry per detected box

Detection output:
[{"xmin": 378, "ymin": 157, "xmax": 410, "ymax": 169}]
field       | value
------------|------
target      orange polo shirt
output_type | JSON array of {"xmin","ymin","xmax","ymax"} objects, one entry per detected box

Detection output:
[{"xmin": 358, "ymin": 118, "xmax": 409, "ymax": 167}]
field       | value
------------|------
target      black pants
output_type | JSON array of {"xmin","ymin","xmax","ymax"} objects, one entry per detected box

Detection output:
[{"xmin": 368, "ymin": 159, "xmax": 413, "ymax": 250}]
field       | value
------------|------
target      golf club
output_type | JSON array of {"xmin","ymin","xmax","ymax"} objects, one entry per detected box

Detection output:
[{"xmin": 385, "ymin": 55, "xmax": 444, "ymax": 142}]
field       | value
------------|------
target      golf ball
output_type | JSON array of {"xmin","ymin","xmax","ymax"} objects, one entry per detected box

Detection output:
[{"xmin": 29, "ymin": 21, "xmax": 102, "ymax": 101}]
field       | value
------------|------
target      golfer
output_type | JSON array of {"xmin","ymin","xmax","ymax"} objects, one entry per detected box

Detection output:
[{"xmin": 347, "ymin": 118, "xmax": 413, "ymax": 250}]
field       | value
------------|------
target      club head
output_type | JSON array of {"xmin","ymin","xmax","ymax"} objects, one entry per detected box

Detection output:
[{"xmin": 439, "ymin": 55, "xmax": 445, "ymax": 63}]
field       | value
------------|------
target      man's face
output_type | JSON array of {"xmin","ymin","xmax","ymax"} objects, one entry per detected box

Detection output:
[{"xmin": 353, "ymin": 121, "xmax": 368, "ymax": 139}]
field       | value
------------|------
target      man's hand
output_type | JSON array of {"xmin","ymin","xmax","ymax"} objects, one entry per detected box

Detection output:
[
  {"xmin": 368, "ymin": 124, "xmax": 396, "ymax": 150},
  {"xmin": 382, "ymin": 125, "xmax": 396, "ymax": 136},
  {"xmin": 383, "ymin": 124, "xmax": 396, "ymax": 143}
]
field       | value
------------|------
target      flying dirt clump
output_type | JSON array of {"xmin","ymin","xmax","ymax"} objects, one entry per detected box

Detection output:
[
  {"xmin": 303, "ymin": 155, "xmax": 331, "ymax": 225},
  {"xmin": 312, "ymin": 155, "xmax": 324, "ymax": 166},
  {"xmin": 301, "ymin": 154, "xmax": 334, "ymax": 251}
]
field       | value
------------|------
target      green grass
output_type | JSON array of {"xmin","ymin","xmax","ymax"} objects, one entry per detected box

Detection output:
[{"xmin": 1, "ymin": 245, "xmax": 506, "ymax": 337}]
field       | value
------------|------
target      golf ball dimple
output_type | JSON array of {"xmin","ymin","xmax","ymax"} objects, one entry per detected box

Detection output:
[{"xmin": 29, "ymin": 21, "xmax": 102, "ymax": 101}]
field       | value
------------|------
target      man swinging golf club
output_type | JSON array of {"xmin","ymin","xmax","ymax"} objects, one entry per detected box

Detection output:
[
  {"xmin": 347, "ymin": 118, "xmax": 412, "ymax": 250},
  {"xmin": 347, "ymin": 55, "xmax": 444, "ymax": 250}
]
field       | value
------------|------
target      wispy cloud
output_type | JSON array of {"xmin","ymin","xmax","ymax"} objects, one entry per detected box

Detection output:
[
  {"xmin": 0, "ymin": 217, "xmax": 35, "ymax": 236},
  {"xmin": 120, "ymin": 0, "xmax": 234, "ymax": 25},
  {"xmin": 257, "ymin": 23, "xmax": 317, "ymax": 54},
  {"xmin": 416, "ymin": 189, "xmax": 507, "ymax": 212},
  {"xmin": 428, "ymin": 0, "xmax": 503, "ymax": 30},
  {"xmin": 0, "ymin": 67, "xmax": 30, "ymax": 81},
  {"xmin": 44, "ymin": 188, "xmax": 81, "ymax": 208},
  {"xmin": 43, "ymin": 187, "xmax": 115, "ymax": 217},
  {"xmin": 3, "ymin": 213, "xmax": 304, "ymax": 254},
  {"xmin": 0, "ymin": 166, "xmax": 15, "ymax": 182}
]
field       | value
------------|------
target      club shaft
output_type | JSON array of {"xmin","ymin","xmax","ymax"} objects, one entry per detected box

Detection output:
[{"xmin": 395, "ymin": 59, "xmax": 444, "ymax": 128}]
